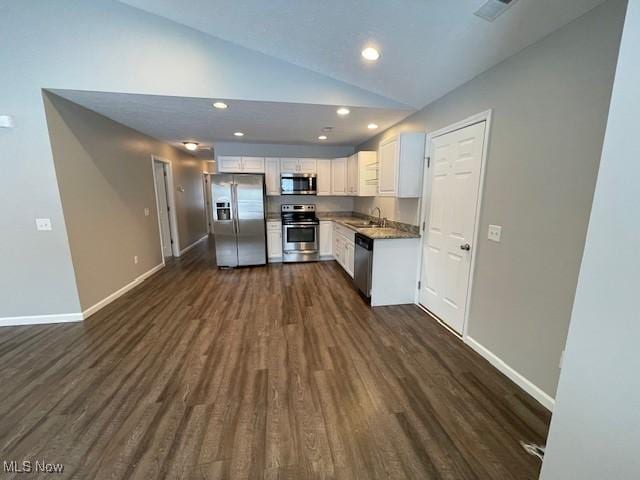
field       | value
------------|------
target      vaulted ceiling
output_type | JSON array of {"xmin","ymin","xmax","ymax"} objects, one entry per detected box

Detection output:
[{"xmin": 117, "ymin": 0, "xmax": 608, "ymax": 109}]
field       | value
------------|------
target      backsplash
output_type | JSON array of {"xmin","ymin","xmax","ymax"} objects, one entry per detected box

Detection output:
[
  {"xmin": 266, "ymin": 195, "xmax": 354, "ymax": 213},
  {"xmin": 354, "ymin": 196, "xmax": 421, "ymax": 226}
]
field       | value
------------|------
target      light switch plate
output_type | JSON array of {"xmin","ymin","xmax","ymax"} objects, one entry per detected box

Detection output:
[
  {"xmin": 488, "ymin": 224, "xmax": 502, "ymax": 242},
  {"xmin": 144, "ymin": 208, "xmax": 150, "ymax": 217},
  {"xmin": 35, "ymin": 218, "xmax": 52, "ymax": 231}
]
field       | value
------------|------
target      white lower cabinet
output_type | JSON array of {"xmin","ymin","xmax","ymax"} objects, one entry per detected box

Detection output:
[
  {"xmin": 332, "ymin": 222, "xmax": 355, "ymax": 277},
  {"xmin": 319, "ymin": 221, "xmax": 333, "ymax": 256},
  {"xmin": 344, "ymin": 241, "xmax": 354, "ymax": 277},
  {"xmin": 267, "ymin": 221, "xmax": 282, "ymax": 261}
]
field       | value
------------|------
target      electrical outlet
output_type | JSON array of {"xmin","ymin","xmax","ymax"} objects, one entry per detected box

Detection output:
[
  {"xmin": 0, "ymin": 115, "xmax": 15, "ymax": 128},
  {"xmin": 488, "ymin": 224, "xmax": 502, "ymax": 242},
  {"xmin": 35, "ymin": 218, "xmax": 52, "ymax": 231},
  {"xmin": 144, "ymin": 208, "xmax": 150, "ymax": 217},
  {"xmin": 134, "ymin": 256, "xmax": 139, "ymax": 264}
]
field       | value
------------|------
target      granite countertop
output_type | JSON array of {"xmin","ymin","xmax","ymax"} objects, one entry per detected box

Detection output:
[{"xmin": 267, "ymin": 211, "xmax": 420, "ymax": 240}]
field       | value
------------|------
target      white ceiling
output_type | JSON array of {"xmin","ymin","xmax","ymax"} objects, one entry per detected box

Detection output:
[
  {"xmin": 117, "ymin": 0, "xmax": 607, "ymax": 108},
  {"xmin": 51, "ymin": 89, "xmax": 413, "ymax": 148}
]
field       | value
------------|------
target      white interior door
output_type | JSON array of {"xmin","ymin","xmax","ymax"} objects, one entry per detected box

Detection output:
[
  {"xmin": 154, "ymin": 161, "xmax": 173, "ymax": 258},
  {"xmin": 419, "ymin": 121, "xmax": 486, "ymax": 334}
]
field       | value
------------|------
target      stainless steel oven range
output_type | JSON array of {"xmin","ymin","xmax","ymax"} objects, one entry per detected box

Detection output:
[{"xmin": 281, "ymin": 204, "xmax": 319, "ymax": 263}]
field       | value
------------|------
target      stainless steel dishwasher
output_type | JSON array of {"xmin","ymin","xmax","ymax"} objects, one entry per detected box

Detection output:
[{"xmin": 354, "ymin": 233, "xmax": 374, "ymax": 300}]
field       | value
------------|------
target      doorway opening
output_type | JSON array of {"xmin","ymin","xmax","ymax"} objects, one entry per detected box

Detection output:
[
  {"xmin": 152, "ymin": 156, "xmax": 180, "ymax": 259},
  {"xmin": 417, "ymin": 110, "xmax": 492, "ymax": 336}
]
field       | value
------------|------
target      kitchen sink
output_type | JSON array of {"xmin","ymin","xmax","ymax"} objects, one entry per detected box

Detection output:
[{"xmin": 345, "ymin": 221, "xmax": 381, "ymax": 228}]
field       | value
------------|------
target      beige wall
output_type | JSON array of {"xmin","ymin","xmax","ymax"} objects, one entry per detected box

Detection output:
[
  {"xmin": 44, "ymin": 93, "xmax": 206, "ymax": 312},
  {"xmin": 541, "ymin": 2, "xmax": 640, "ymax": 476},
  {"xmin": 357, "ymin": 0, "xmax": 626, "ymax": 398}
]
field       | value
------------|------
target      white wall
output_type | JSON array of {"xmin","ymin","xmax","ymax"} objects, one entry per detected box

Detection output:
[
  {"xmin": 357, "ymin": 0, "xmax": 627, "ymax": 399},
  {"xmin": 0, "ymin": 0, "xmax": 402, "ymax": 319},
  {"xmin": 541, "ymin": 1, "xmax": 640, "ymax": 478}
]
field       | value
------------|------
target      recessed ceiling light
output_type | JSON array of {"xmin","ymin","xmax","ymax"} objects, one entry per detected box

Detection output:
[
  {"xmin": 213, "ymin": 101, "xmax": 228, "ymax": 109},
  {"xmin": 183, "ymin": 142, "xmax": 199, "ymax": 151},
  {"xmin": 367, "ymin": 123, "xmax": 379, "ymax": 130},
  {"xmin": 337, "ymin": 107, "xmax": 350, "ymax": 116},
  {"xmin": 361, "ymin": 47, "xmax": 380, "ymax": 61},
  {"xmin": 318, "ymin": 135, "xmax": 328, "ymax": 140},
  {"xmin": 234, "ymin": 132, "xmax": 244, "ymax": 137}
]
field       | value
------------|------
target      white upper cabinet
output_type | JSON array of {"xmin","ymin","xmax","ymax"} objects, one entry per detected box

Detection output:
[
  {"xmin": 347, "ymin": 154, "xmax": 357, "ymax": 194},
  {"xmin": 280, "ymin": 158, "xmax": 299, "ymax": 173},
  {"xmin": 241, "ymin": 157, "xmax": 265, "ymax": 173},
  {"xmin": 265, "ymin": 157, "xmax": 281, "ymax": 196},
  {"xmin": 217, "ymin": 156, "xmax": 265, "ymax": 173},
  {"xmin": 378, "ymin": 133, "xmax": 426, "ymax": 198},
  {"xmin": 280, "ymin": 158, "xmax": 317, "ymax": 174},
  {"xmin": 299, "ymin": 158, "xmax": 317, "ymax": 173},
  {"xmin": 217, "ymin": 156, "xmax": 243, "ymax": 172},
  {"xmin": 347, "ymin": 151, "xmax": 377, "ymax": 197},
  {"xmin": 331, "ymin": 157, "xmax": 347, "ymax": 195},
  {"xmin": 316, "ymin": 159, "xmax": 332, "ymax": 196}
]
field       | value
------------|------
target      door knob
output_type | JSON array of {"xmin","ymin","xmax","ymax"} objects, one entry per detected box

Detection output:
[{"xmin": 460, "ymin": 243, "xmax": 471, "ymax": 251}]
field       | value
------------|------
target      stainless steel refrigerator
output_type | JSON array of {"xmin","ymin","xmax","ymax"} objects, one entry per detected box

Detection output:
[{"xmin": 211, "ymin": 173, "xmax": 267, "ymax": 267}]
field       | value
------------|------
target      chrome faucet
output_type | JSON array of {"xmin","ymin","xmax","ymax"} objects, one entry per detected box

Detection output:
[{"xmin": 372, "ymin": 207, "xmax": 382, "ymax": 226}]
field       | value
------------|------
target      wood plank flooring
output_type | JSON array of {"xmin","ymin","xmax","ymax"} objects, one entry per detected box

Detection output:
[{"xmin": 0, "ymin": 237, "xmax": 550, "ymax": 479}]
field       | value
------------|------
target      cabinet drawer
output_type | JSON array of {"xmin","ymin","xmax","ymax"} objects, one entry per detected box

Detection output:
[{"xmin": 334, "ymin": 223, "xmax": 355, "ymax": 242}]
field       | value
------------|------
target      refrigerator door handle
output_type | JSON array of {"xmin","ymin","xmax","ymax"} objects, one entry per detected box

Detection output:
[{"xmin": 232, "ymin": 182, "xmax": 240, "ymax": 234}]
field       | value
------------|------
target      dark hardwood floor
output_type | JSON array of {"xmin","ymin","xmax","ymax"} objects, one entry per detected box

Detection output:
[{"xmin": 0, "ymin": 237, "xmax": 550, "ymax": 479}]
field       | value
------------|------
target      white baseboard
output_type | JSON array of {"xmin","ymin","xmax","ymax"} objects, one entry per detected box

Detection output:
[
  {"xmin": 179, "ymin": 234, "xmax": 208, "ymax": 256},
  {"xmin": 0, "ymin": 312, "xmax": 83, "ymax": 328},
  {"xmin": 465, "ymin": 336, "xmax": 555, "ymax": 411},
  {"xmin": 82, "ymin": 263, "xmax": 164, "ymax": 319}
]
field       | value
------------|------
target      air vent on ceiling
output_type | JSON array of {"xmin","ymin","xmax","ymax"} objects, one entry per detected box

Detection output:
[{"xmin": 474, "ymin": 0, "xmax": 518, "ymax": 22}]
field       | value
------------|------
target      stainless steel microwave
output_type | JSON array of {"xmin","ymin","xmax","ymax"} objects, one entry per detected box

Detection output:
[{"xmin": 280, "ymin": 173, "xmax": 317, "ymax": 195}]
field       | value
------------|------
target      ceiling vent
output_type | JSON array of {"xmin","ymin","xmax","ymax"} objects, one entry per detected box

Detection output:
[{"xmin": 474, "ymin": 0, "xmax": 518, "ymax": 22}]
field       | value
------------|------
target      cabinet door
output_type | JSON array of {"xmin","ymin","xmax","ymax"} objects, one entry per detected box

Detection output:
[
  {"xmin": 241, "ymin": 157, "xmax": 265, "ymax": 173},
  {"xmin": 345, "ymin": 241, "xmax": 355, "ymax": 278},
  {"xmin": 265, "ymin": 158, "xmax": 281, "ymax": 196},
  {"xmin": 319, "ymin": 221, "xmax": 333, "ymax": 256},
  {"xmin": 218, "ymin": 156, "xmax": 243, "ymax": 172},
  {"xmin": 267, "ymin": 224, "xmax": 282, "ymax": 260},
  {"xmin": 316, "ymin": 160, "xmax": 331, "ymax": 196},
  {"xmin": 280, "ymin": 158, "xmax": 299, "ymax": 173},
  {"xmin": 378, "ymin": 138, "xmax": 398, "ymax": 196},
  {"xmin": 331, "ymin": 158, "xmax": 347, "ymax": 195},
  {"xmin": 347, "ymin": 154, "xmax": 358, "ymax": 194},
  {"xmin": 299, "ymin": 158, "xmax": 317, "ymax": 173}
]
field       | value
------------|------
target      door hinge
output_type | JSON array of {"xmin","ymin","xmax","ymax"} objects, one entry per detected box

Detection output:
[
  {"xmin": 422, "ymin": 221, "xmax": 426, "ymax": 232},
  {"xmin": 417, "ymin": 280, "xmax": 421, "ymax": 290},
  {"xmin": 426, "ymin": 156, "xmax": 431, "ymax": 168},
  {"xmin": 170, "ymin": 239, "xmax": 174, "ymax": 244},
  {"xmin": 163, "ymin": 171, "xmax": 167, "ymax": 177}
]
